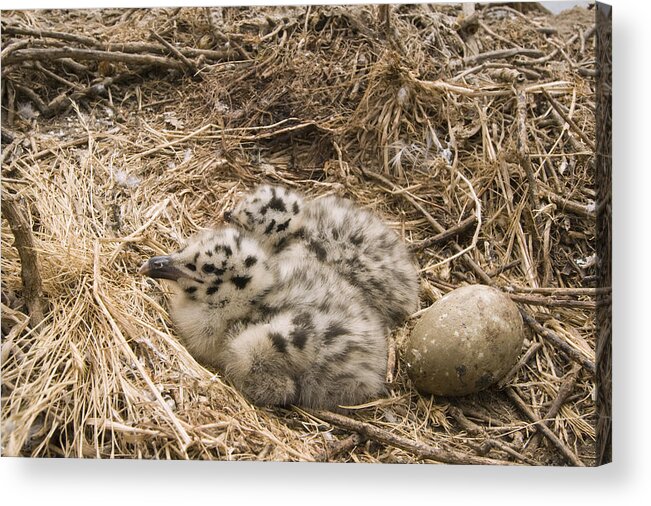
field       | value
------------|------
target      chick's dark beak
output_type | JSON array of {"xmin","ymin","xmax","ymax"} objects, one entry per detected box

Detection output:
[{"xmin": 139, "ymin": 255, "xmax": 184, "ymax": 281}]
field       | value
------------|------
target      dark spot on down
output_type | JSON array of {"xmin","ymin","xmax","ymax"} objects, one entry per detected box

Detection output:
[
  {"xmin": 308, "ymin": 241, "xmax": 327, "ymax": 262},
  {"xmin": 256, "ymin": 304, "xmax": 280, "ymax": 318},
  {"xmin": 289, "ymin": 312, "xmax": 314, "ymax": 350},
  {"xmin": 273, "ymin": 237, "xmax": 289, "ymax": 253},
  {"xmin": 290, "ymin": 327, "xmax": 309, "ymax": 350},
  {"xmin": 292, "ymin": 312, "xmax": 313, "ymax": 328},
  {"xmin": 215, "ymin": 244, "xmax": 233, "ymax": 257},
  {"xmin": 184, "ymin": 287, "xmax": 197, "ymax": 294},
  {"xmin": 292, "ymin": 201, "xmax": 300, "ymax": 215},
  {"xmin": 318, "ymin": 301, "xmax": 332, "ymax": 314},
  {"xmin": 231, "ymin": 275, "xmax": 252, "ymax": 289},
  {"xmin": 269, "ymin": 332, "xmax": 287, "ymax": 353},
  {"xmin": 386, "ymin": 307, "xmax": 405, "ymax": 326},
  {"xmin": 185, "ymin": 263, "xmax": 197, "ymax": 272},
  {"xmin": 267, "ymin": 195, "xmax": 287, "ymax": 213},
  {"xmin": 328, "ymin": 342, "xmax": 366, "ymax": 361},
  {"xmin": 208, "ymin": 298, "xmax": 230, "ymax": 309},
  {"xmin": 369, "ymin": 278, "xmax": 384, "ymax": 292},
  {"xmin": 350, "ymin": 233, "xmax": 364, "ymax": 246},
  {"xmin": 207, "ymin": 279, "xmax": 222, "ymax": 295},
  {"xmin": 244, "ymin": 256, "xmax": 257, "ymax": 268},
  {"xmin": 276, "ymin": 219, "xmax": 291, "ymax": 232},
  {"xmin": 264, "ymin": 219, "xmax": 276, "ymax": 235},
  {"xmin": 323, "ymin": 322, "xmax": 349, "ymax": 344},
  {"xmin": 203, "ymin": 263, "xmax": 225, "ymax": 276}
]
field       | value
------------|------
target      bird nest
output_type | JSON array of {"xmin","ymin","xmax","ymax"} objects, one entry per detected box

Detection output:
[{"xmin": 1, "ymin": 3, "xmax": 609, "ymax": 464}]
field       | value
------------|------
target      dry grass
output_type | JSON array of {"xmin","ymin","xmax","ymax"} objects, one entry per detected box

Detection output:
[{"xmin": 1, "ymin": 4, "xmax": 602, "ymax": 464}]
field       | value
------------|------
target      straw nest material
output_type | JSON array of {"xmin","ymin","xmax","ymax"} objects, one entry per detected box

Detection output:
[{"xmin": 1, "ymin": 4, "xmax": 604, "ymax": 464}]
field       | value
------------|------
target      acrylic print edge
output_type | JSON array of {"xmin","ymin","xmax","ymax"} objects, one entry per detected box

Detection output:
[{"xmin": 595, "ymin": 0, "xmax": 612, "ymax": 466}]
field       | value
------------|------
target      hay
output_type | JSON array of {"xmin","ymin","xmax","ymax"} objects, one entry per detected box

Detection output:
[{"xmin": 1, "ymin": 4, "xmax": 602, "ymax": 464}]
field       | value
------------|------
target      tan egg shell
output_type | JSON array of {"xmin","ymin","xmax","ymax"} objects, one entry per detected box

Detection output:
[{"xmin": 405, "ymin": 284, "xmax": 524, "ymax": 396}]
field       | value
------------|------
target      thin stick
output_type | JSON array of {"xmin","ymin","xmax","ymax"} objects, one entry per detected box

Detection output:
[
  {"xmin": 1, "ymin": 25, "xmax": 102, "ymax": 46},
  {"xmin": 527, "ymin": 364, "xmax": 582, "ymax": 451},
  {"xmin": 520, "ymin": 310, "xmax": 596, "ymax": 373},
  {"xmin": 41, "ymin": 71, "xmax": 144, "ymax": 118},
  {"xmin": 149, "ymin": 30, "xmax": 200, "ymax": 76},
  {"xmin": 422, "ymin": 167, "xmax": 482, "ymax": 271},
  {"xmin": 204, "ymin": 7, "xmax": 251, "ymax": 60},
  {"xmin": 24, "ymin": 134, "xmax": 110, "ymax": 162},
  {"xmin": 106, "ymin": 42, "xmax": 235, "ymax": 61},
  {"xmin": 315, "ymin": 433, "xmax": 365, "ymax": 462},
  {"xmin": 126, "ymin": 124, "xmax": 213, "ymax": 161},
  {"xmin": 12, "ymin": 83, "xmax": 48, "ymax": 114},
  {"xmin": 5, "ymin": 47, "xmax": 188, "ymax": 70},
  {"xmin": 307, "ymin": 409, "xmax": 518, "ymax": 465},
  {"xmin": 34, "ymin": 61, "xmax": 82, "ymax": 90},
  {"xmin": 506, "ymin": 286, "xmax": 608, "ymax": 296},
  {"xmin": 449, "ymin": 407, "xmax": 540, "ymax": 465},
  {"xmin": 497, "ymin": 342, "xmax": 543, "ymax": 389},
  {"xmin": 1, "ymin": 25, "xmax": 236, "ymax": 61},
  {"xmin": 361, "ymin": 167, "xmax": 445, "ymax": 234},
  {"xmin": 544, "ymin": 363, "xmax": 584, "ymax": 418},
  {"xmin": 516, "ymin": 89, "xmax": 541, "ymax": 212},
  {"xmin": 477, "ymin": 21, "xmax": 520, "ymax": 49},
  {"xmin": 543, "ymin": 191, "xmax": 596, "ymax": 219},
  {"xmin": 416, "ymin": 77, "xmax": 572, "ymax": 99},
  {"xmin": 508, "ymin": 293, "xmax": 597, "ymax": 309},
  {"xmin": 541, "ymin": 89, "xmax": 596, "ymax": 152},
  {"xmin": 506, "ymin": 387, "xmax": 584, "ymax": 466},
  {"xmin": 1, "ymin": 194, "xmax": 47, "ymax": 326},
  {"xmin": 410, "ymin": 214, "xmax": 477, "ymax": 250},
  {"xmin": 463, "ymin": 48, "xmax": 545, "ymax": 66},
  {"xmin": 486, "ymin": 259, "xmax": 521, "ymax": 278},
  {"xmin": 1, "ymin": 39, "xmax": 31, "ymax": 60}
]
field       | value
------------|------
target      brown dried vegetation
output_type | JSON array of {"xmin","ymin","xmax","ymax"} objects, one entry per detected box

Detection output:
[{"xmin": 1, "ymin": 4, "xmax": 604, "ymax": 464}]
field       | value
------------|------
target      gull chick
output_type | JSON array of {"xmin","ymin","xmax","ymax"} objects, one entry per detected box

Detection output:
[
  {"xmin": 226, "ymin": 184, "xmax": 420, "ymax": 329},
  {"xmin": 140, "ymin": 227, "xmax": 388, "ymax": 409}
]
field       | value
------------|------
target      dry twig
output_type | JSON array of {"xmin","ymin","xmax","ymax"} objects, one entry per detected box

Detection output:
[
  {"xmin": 308, "ymin": 409, "xmax": 518, "ymax": 465},
  {"xmin": 1, "ymin": 195, "xmax": 47, "ymax": 326}
]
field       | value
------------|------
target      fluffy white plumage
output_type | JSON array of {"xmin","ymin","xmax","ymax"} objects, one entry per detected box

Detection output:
[
  {"xmin": 140, "ymin": 226, "xmax": 387, "ymax": 409},
  {"xmin": 227, "ymin": 184, "xmax": 420, "ymax": 329}
]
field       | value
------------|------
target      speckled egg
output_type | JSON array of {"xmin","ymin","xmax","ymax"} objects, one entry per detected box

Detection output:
[{"xmin": 405, "ymin": 284, "xmax": 524, "ymax": 396}]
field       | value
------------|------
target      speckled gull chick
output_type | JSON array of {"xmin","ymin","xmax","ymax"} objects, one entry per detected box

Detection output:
[{"xmin": 140, "ymin": 226, "xmax": 388, "ymax": 409}]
